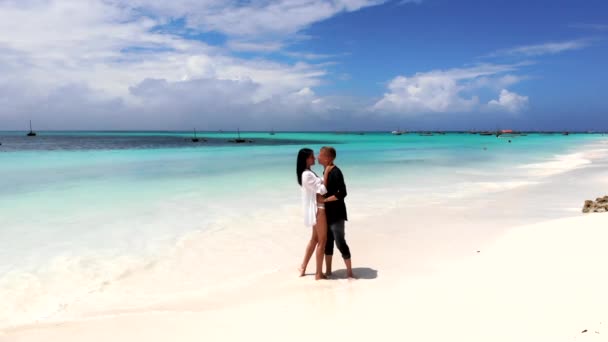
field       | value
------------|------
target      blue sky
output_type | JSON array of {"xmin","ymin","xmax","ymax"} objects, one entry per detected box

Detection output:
[
  {"xmin": 307, "ymin": 0, "xmax": 606, "ymax": 91},
  {"xmin": 0, "ymin": 0, "xmax": 607, "ymax": 130}
]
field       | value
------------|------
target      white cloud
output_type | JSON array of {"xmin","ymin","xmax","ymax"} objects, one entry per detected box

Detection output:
[
  {"xmin": 487, "ymin": 39, "xmax": 591, "ymax": 57},
  {"xmin": 114, "ymin": 0, "xmax": 385, "ymax": 38},
  {"xmin": 372, "ymin": 74, "xmax": 478, "ymax": 113},
  {"xmin": 255, "ymin": 87, "xmax": 336, "ymax": 115},
  {"xmin": 0, "ymin": 0, "xmax": 358, "ymax": 129},
  {"xmin": 225, "ymin": 41, "xmax": 284, "ymax": 53},
  {"xmin": 371, "ymin": 64, "xmax": 528, "ymax": 114},
  {"xmin": 468, "ymin": 74, "xmax": 529, "ymax": 92},
  {"xmin": 2, "ymin": 75, "xmax": 335, "ymax": 131},
  {"xmin": 488, "ymin": 89, "xmax": 529, "ymax": 113}
]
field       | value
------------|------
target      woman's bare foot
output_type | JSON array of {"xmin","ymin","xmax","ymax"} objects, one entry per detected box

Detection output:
[
  {"xmin": 324, "ymin": 271, "xmax": 333, "ymax": 278},
  {"xmin": 298, "ymin": 267, "xmax": 306, "ymax": 277},
  {"xmin": 347, "ymin": 272, "xmax": 357, "ymax": 279},
  {"xmin": 315, "ymin": 273, "xmax": 327, "ymax": 280}
]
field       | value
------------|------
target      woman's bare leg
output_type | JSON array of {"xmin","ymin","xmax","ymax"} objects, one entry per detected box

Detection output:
[
  {"xmin": 299, "ymin": 228, "xmax": 317, "ymax": 276},
  {"xmin": 314, "ymin": 211, "xmax": 328, "ymax": 280}
]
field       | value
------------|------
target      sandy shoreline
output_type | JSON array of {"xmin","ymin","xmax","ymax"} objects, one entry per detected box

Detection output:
[
  {"xmin": 3, "ymin": 141, "xmax": 608, "ymax": 342},
  {"xmin": 4, "ymin": 215, "xmax": 607, "ymax": 342}
]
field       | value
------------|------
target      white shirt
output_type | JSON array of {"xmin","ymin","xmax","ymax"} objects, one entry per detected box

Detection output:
[{"xmin": 301, "ymin": 170, "xmax": 327, "ymax": 227}]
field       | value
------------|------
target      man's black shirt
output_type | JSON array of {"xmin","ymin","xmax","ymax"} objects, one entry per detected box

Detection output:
[{"xmin": 324, "ymin": 166, "xmax": 348, "ymax": 225}]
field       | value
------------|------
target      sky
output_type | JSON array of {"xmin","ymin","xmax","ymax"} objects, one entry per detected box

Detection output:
[{"xmin": 0, "ymin": 0, "xmax": 607, "ymax": 131}]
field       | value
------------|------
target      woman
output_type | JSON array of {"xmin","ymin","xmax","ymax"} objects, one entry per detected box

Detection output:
[{"xmin": 297, "ymin": 148, "xmax": 330, "ymax": 280}]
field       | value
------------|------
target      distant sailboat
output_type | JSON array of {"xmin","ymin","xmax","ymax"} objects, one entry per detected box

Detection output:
[
  {"xmin": 231, "ymin": 128, "xmax": 248, "ymax": 143},
  {"xmin": 27, "ymin": 120, "xmax": 36, "ymax": 137},
  {"xmin": 191, "ymin": 128, "xmax": 200, "ymax": 142},
  {"xmin": 391, "ymin": 128, "xmax": 404, "ymax": 135}
]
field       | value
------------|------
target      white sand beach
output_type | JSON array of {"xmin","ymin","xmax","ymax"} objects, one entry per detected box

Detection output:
[{"xmin": 3, "ymin": 141, "xmax": 608, "ymax": 342}]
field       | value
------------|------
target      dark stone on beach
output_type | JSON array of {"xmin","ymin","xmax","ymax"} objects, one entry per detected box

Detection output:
[
  {"xmin": 582, "ymin": 329, "xmax": 588, "ymax": 333},
  {"xmin": 583, "ymin": 200, "xmax": 594, "ymax": 213},
  {"xmin": 582, "ymin": 197, "xmax": 608, "ymax": 213}
]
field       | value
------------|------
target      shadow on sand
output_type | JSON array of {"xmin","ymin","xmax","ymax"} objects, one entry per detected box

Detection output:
[{"xmin": 330, "ymin": 267, "xmax": 378, "ymax": 280}]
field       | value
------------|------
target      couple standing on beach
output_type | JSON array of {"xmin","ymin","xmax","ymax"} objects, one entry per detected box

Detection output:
[{"xmin": 297, "ymin": 146, "xmax": 354, "ymax": 280}]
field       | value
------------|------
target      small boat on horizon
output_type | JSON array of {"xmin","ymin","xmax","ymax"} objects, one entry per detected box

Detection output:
[
  {"xmin": 230, "ymin": 128, "xmax": 250, "ymax": 143},
  {"xmin": 391, "ymin": 129, "xmax": 405, "ymax": 135},
  {"xmin": 497, "ymin": 129, "xmax": 524, "ymax": 138},
  {"xmin": 191, "ymin": 128, "xmax": 206, "ymax": 142},
  {"xmin": 26, "ymin": 120, "xmax": 36, "ymax": 137}
]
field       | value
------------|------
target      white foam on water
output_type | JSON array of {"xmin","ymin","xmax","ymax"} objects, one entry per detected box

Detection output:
[{"xmin": 517, "ymin": 152, "xmax": 592, "ymax": 177}]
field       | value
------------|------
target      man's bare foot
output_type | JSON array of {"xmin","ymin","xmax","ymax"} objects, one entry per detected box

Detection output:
[
  {"xmin": 324, "ymin": 271, "xmax": 333, "ymax": 278},
  {"xmin": 347, "ymin": 272, "xmax": 357, "ymax": 279},
  {"xmin": 315, "ymin": 273, "xmax": 327, "ymax": 280},
  {"xmin": 298, "ymin": 267, "xmax": 306, "ymax": 277}
]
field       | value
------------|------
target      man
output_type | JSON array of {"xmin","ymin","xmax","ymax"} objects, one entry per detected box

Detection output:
[{"xmin": 319, "ymin": 146, "xmax": 354, "ymax": 279}]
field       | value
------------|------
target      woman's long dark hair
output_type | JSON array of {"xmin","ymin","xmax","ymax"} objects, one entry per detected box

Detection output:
[{"xmin": 297, "ymin": 148, "xmax": 314, "ymax": 186}]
